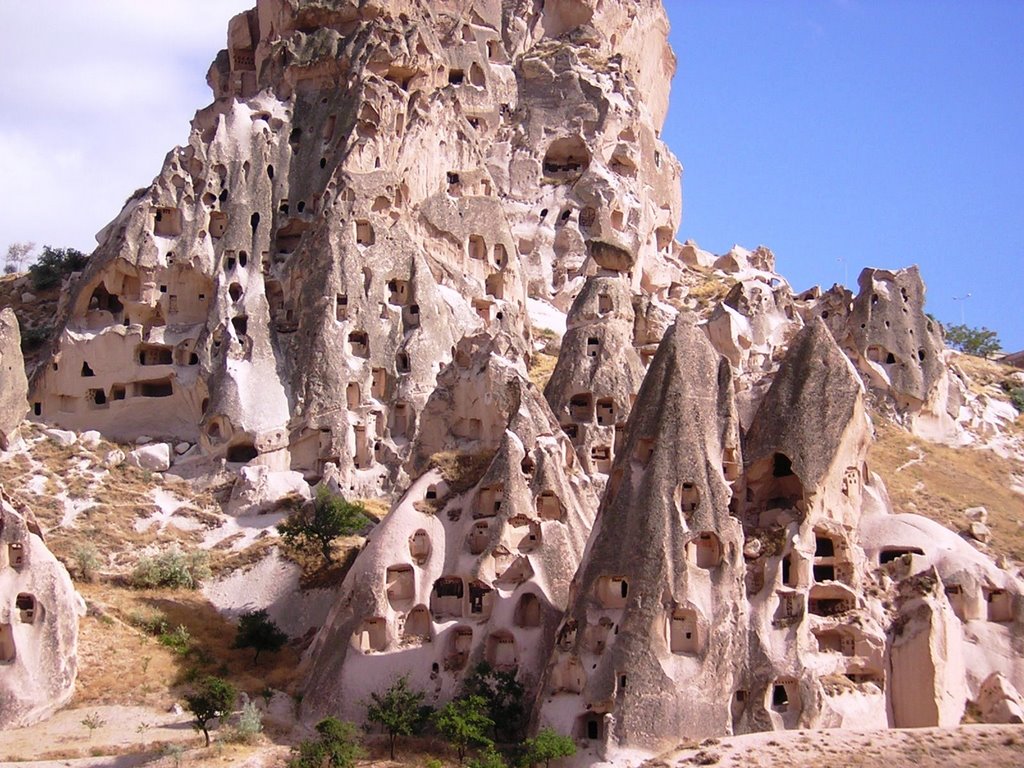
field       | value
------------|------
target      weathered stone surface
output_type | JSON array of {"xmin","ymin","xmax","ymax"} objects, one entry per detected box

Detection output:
[
  {"xmin": 535, "ymin": 317, "xmax": 745, "ymax": 758},
  {"xmin": 0, "ymin": 309, "xmax": 28, "ymax": 449},
  {"xmin": 300, "ymin": 333, "xmax": 598, "ymax": 723},
  {"xmin": 0, "ymin": 489, "xmax": 85, "ymax": 728},
  {"xmin": 976, "ymin": 672, "xmax": 1024, "ymax": 724},
  {"xmin": 126, "ymin": 443, "xmax": 172, "ymax": 472}
]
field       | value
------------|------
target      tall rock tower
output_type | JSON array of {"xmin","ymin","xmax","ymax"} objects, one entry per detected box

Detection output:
[{"xmin": 28, "ymin": 0, "xmax": 684, "ymax": 506}]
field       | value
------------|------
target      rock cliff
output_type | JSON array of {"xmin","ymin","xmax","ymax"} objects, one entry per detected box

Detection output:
[{"xmin": 3, "ymin": 0, "xmax": 1023, "ymax": 758}]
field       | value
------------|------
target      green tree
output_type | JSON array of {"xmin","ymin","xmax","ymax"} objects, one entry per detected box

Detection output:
[
  {"xmin": 28, "ymin": 245, "xmax": 88, "ymax": 290},
  {"xmin": 365, "ymin": 675, "xmax": 434, "ymax": 759},
  {"xmin": 944, "ymin": 323, "xmax": 1002, "ymax": 357},
  {"xmin": 469, "ymin": 746, "xmax": 508, "ymax": 768},
  {"xmin": 184, "ymin": 675, "xmax": 236, "ymax": 746},
  {"xmin": 277, "ymin": 486, "xmax": 370, "ymax": 565},
  {"xmin": 233, "ymin": 609, "xmax": 288, "ymax": 665},
  {"xmin": 289, "ymin": 717, "xmax": 364, "ymax": 768},
  {"xmin": 520, "ymin": 728, "xmax": 576, "ymax": 768},
  {"xmin": 463, "ymin": 662, "xmax": 526, "ymax": 742},
  {"xmin": 433, "ymin": 695, "xmax": 494, "ymax": 763}
]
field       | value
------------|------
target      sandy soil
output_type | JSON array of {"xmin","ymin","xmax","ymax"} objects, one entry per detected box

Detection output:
[{"xmin": 664, "ymin": 724, "xmax": 1024, "ymax": 767}]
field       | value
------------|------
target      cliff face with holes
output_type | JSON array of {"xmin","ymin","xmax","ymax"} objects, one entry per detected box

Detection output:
[
  {"xmin": 15, "ymin": 0, "xmax": 1024, "ymax": 757},
  {"xmin": 0, "ymin": 490, "xmax": 85, "ymax": 728}
]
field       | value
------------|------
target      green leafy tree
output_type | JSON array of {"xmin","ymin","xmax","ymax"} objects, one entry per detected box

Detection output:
[
  {"xmin": 365, "ymin": 675, "xmax": 434, "ymax": 759},
  {"xmin": 463, "ymin": 662, "xmax": 526, "ymax": 742},
  {"xmin": 521, "ymin": 728, "xmax": 576, "ymax": 768},
  {"xmin": 277, "ymin": 486, "xmax": 370, "ymax": 565},
  {"xmin": 434, "ymin": 695, "xmax": 494, "ymax": 763},
  {"xmin": 233, "ymin": 609, "xmax": 288, "ymax": 665},
  {"xmin": 469, "ymin": 746, "xmax": 508, "ymax": 768},
  {"xmin": 289, "ymin": 717, "xmax": 364, "ymax": 768},
  {"xmin": 28, "ymin": 245, "xmax": 88, "ymax": 290},
  {"xmin": 184, "ymin": 675, "xmax": 237, "ymax": 746},
  {"xmin": 944, "ymin": 323, "xmax": 1002, "ymax": 357}
]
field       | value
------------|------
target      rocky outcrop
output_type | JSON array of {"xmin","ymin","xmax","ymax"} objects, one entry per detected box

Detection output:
[
  {"xmin": 0, "ymin": 489, "xmax": 85, "ymax": 728},
  {"xmin": 0, "ymin": 309, "xmax": 28, "ymax": 449},
  {"xmin": 300, "ymin": 333, "xmax": 597, "ymax": 722},
  {"xmin": 535, "ymin": 317, "xmax": 744, "ymax": 758}
]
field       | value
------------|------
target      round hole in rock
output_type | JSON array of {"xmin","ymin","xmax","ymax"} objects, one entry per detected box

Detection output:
[{"xmin": 226, "ymin": 443, "xmax": 258, "ymax": 463}]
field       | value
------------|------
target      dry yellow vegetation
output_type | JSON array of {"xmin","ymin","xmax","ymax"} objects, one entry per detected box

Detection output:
[{"xmin": 870, "ymin": 417, "xmax": 1024, "ymax": 561}]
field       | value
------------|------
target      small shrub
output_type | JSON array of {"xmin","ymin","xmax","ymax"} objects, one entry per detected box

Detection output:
[
  {"xmin": 81, "ymin": 711, "xmax": 106, "ymax": 739},
  {"xmin": 159, "ymin": 624, "xmax": 193, "ymax": 655},
  {"xmin": 128, "ymin": 608, "xmax": 169, "ymax": 636},
  {"xmin": 131, "ymin": 547, "xmax": 210, "ymax": 589},
  {"xmin": 72, "ymin": 543, "xmax": 100, "ymax": 582},
  {"xmin": 289, "ymin": 717, "xmax": 364, "ymax": 768},
  {"xmin": 1007, "ymin": 387, "xmax": 1024, "ymax": 414},
  {"xmin": 226, "ymin": 701, "xmax": 264, "ymax": 744},
  {"xmin": 278, "ymin": 487, "xmax": 371, "ymax": 566}
]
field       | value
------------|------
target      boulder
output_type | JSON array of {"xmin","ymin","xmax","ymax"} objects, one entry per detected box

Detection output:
[
  {"xmin": 976, "ymin": 673, "xmax": 1024, "ymax": 724},
  {"xmin": 126, "ymin": 443, "xmax": 171, "ymax": 472},
  {"xmin": 226, "ymin": 466, "xmax": 310, "ymax": 516}
]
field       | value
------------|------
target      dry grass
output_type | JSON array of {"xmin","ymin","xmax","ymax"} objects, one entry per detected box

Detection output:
[
  {"xmin": 77, "ymin": 583, "xmax": 303, "ymax": 706},
  {"xmin": 870, "ymin": 417, "xmax": 1024, "ymax": 561},
  {"xmin": 428, "ymin": 449, "xmax": 496, "ymax": 496},
  {"xmin": 528, "ymin": 352, "xmax": 559, "ymax": 390},
  {"xmin": 952, "ymin": 352, "xmax": 1021, "ymax": 396}
]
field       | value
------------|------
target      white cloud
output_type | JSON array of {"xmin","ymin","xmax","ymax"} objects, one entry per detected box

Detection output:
[{"xmin": 0, "ymin": 0, "xmax": 252, "ymax": 256}]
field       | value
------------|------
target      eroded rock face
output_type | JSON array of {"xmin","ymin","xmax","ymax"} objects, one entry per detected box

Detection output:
[
  {"xmin": 0, "ymin": 489, "xmax": 85, "ymax": 728},
  {"xmin": 535, "ymin": 318, "xmax": 745, "ymax": 757},
  {"xmin": 16, "ymin": 0, "xmax": 1024, "ymax": 752},
  {"xmin": 0, "ymin": 309, "xmax": 28, "ymax": 449},
  {"xmin": 300, "ymin": 334, "xmax": 598, "ymax": 722},
  {"xmin": 29, "ymin": 0, "xmax": 682, "ymax": 504}
]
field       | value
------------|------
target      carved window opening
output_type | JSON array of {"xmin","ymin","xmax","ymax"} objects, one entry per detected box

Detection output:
[
  {"xmin": 386, "ymin": 565, "xmax": 415, "ymax": 610},
  {"xmin": 8, "ymin": 543, "xmax": 24, "ymax": 569},
  {"xmin": 348, "ymin": 331, "xmax": 369, "ymax": 358},
  {"xmin": 569, "ymin": 393, "xmax": 593, "ymax": 422},
  {"xmin": 15, "ymin": 594, "xmax": 37, "ymax": 624},
  {"xmin": 597, "ymin": 577, "xmax": 629, "ymax": 609},
  {"xmin": 409, "ymin": 530, "xmax": 431, "ymax": 565},
  {"xmin": 669, "ymin": 608, "xmax": 700, "ymax": 654},
  {"xmin": 596, "ymin": 398, "xmax": 615, "ymax": 426},
  {"xmin": 355, "ymin": 220, "xmax": 375, "ymax": 246},
  {"xmin": 226, "ymin": 442, "xmax": 258, "ymax": 463},
  {"xmin": 355, "ymin": 617, "xmax": 387, "ymax": 652},
  {"xmin": 153, "ymin": 207, "xmax": 182, "ymax": 237},
  {"xmin": 430, "ymin": 577, "xmax": 464, "ymax": 618},
  {"xmin": 137, "ymin": 378, "xmax": 173, "ymax": 398}
]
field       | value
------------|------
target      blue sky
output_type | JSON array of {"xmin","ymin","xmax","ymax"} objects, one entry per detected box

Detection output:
[
  {"xmin": 663, "ymin": 0, "xmax": 1024, "ymax": 350},
  {"xmin": 0, "ymin": 1, "xmax": 1019, "ymax": 349}
]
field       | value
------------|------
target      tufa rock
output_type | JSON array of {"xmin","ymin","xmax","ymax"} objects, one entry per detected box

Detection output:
[
  {"xmin": 0, "ymin": 309, "xmax": 29, "ymax": 449},
  {"xmin": 0, "ymin": 489, "xmax": 86, "ymax": 728}
]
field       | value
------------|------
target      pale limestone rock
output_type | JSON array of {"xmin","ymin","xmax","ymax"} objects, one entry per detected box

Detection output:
[
  {"xmin": 964, "ymin": 506, "xmax": 988, "ymax": 524},
  {"xmin": 126, "ymin": 443, "xmax": 172, "ymax": 472},
  {"xmin": 888, "ymin": 572, "xmax": 967, "ymax": 728},
  {"xmin": 536, "ymin": 317, "xmax": 745, "ymax": 758},
  {"xmin": 80, "ymin": 430, "xmax": 102, "ymax": 448},
  {"xmin": 969, "ymin": 521, "xmax": 992, "ymax": 544},
  {"xmin": 226, "ymin": 465, "xmax": 310, "ymax": 516},
  {"xmin": 301, "ymin": 331, "xmax": 598, "ymax": 724},
  {"xmin": 0, "ymin": 489, "xmax": 85, "ymax": 728},
  {"xmin": 976, "ymin": 672, "xmax": 1024, "ymax": 724},
  {"xmin": 103, "ymin": 449, "xmax": 125, "ymax": 468},
  {"xmin": 43, "ymin": 428, "xmax": 77, "ymax": 447},
  {"xmin": 0, "ymin": 309, "xmax": 29, "ymax": 450}
]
